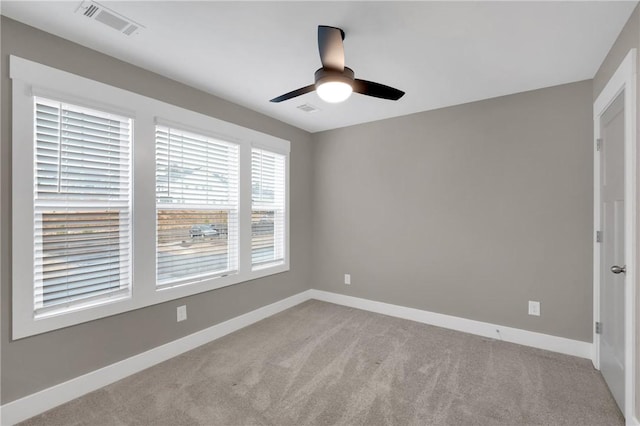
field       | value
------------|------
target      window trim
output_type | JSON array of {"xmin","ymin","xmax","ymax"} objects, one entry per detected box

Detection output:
[{"xmin": 11, "ymin": 56, "xmax": 290, "ymax": 339}]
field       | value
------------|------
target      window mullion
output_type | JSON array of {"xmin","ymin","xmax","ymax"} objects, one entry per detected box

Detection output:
[
  {"xmin": 239, "ymin": 143, "xmax": 253, "ymax": 274},
  {"xmin": 132, "ymin": 110, "xmax": 156, "ymax": 302}
]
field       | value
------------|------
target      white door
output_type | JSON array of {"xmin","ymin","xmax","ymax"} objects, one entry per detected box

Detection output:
[{"xmin": 599, "ymin": 92, "xmax": 625, "ymax": 413}]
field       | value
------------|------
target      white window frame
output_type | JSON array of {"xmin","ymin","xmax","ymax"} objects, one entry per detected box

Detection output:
[
  {"xmin": 251, "ymin": 145, "xmax": 288, "ymax": 270},
  {"xmin": 11, "ymin": 56, "xmax": 290, "ymax": 339},
  {"xmin": 32, "ymin": 96, "xmax": 134, "ymax": 317},
  {"xmin": 154, "ymin": 120, "xmax": 241, "ymax": 289}
]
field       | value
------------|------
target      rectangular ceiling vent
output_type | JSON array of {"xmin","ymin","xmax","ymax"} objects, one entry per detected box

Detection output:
[
  {"xmin": 297, "ymin": 103, "xmax": 321, "ymax": 113},
  {"xmin": 76, "ymin": 1, "xmax": 145, "ymax": 36}
]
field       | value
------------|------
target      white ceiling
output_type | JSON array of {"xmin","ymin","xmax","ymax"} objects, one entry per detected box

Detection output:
[{"xmin": 2, "ymin": 1, "xmax": 637, "ymax": 133}]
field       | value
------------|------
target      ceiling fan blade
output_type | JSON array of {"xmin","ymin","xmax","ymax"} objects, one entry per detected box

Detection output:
[
  {"xmin": 318, "ymin": 25, "xmax": 345, "ymax": 71},
  {"xmin": 352, "ymin": 79, "xmax": 405, "ymax": 101},
  {"xmin": 270, "ymin": 84, "xmax": 316, "ymax": 103}
]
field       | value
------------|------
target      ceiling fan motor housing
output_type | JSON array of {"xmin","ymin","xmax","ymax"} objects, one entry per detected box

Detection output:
[{"xmin": 314, "ymin": 67, "xmax": 355, "ymax": 89}]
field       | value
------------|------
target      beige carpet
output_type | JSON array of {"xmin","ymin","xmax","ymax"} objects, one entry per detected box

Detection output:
[{"xmin": 21, "ymin": 300, "xmax": 623, "ymax": 426}]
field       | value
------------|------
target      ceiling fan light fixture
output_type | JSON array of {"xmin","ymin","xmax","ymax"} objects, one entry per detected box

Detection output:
[
  {"xmin": 314, "ymin": 67, "xmax": 355, "ymax": 104},
  {"xmin": 316, "ymin": 80, "xmax": 352, "ymax": 103}
]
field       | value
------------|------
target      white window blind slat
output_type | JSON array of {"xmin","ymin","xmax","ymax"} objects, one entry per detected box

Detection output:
[
  {"xmin": 155, "ymin": 125, "xmax": 239, "ymax": 288},
  {"xmin": 33, "ymin": 97, "xmax": 132, "ymax": 315},
  {"xmin": 40, "ymin": 285, "xmax": 127, "ymax": 308},
  {"xmin": 38, "ymin": 251, "xmax": 130, "ymax": 268},
  {"xmin": 36, "ymin": 264, "xmax": 131, "ymax": 286},
  {"xmin": 251, "ymin": 148, "xmax": 286, "ymax": 268}
]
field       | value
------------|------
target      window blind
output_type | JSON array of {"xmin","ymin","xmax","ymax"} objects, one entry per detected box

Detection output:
[
  {"xmin": 34, "ymin": 97, "xmax": 132, "ymax": 315},
  {"xmin": 251, "ymin": 148, "xmax": 286, "ymax": 268},
  {"xmin": 156, "ymin": 125, "xmax": 239, "ymax": 287}
]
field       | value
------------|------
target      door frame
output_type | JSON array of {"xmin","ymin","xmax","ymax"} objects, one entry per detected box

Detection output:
[{"xmin": 593, "ymin": 48, "xmax": 637, "ymax": 423}]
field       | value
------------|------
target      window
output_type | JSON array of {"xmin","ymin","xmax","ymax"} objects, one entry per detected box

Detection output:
[
  {"xmin": 33, "ymin": 97, "xmax": 132, "ymax": 317},
  {"xmin": 11, "ymin": 55, "xmax": 289, "ymax": 338},
  {"xmin": 155, "ymin": 125, "xmax": 239, "ymax": 288},
  {"xmin": 251, "ymin": 148, "xmax": 286, "ymax": 269}
]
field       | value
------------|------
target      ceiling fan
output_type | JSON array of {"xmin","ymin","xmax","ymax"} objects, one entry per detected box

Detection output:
[{"xmin": 270, "ymin": 25, "xmax": 405, "ymax": 104}]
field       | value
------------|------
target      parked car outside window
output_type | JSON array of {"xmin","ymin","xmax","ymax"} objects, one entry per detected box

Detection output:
[{"xmin": 190, "ymin": 224, "xmax": 218, "ymax": 239}]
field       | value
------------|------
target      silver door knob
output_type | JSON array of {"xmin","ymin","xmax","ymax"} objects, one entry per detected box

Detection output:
[{"xmin": 611, "ymin": 265, "xmax": 626, "ymax": 274}]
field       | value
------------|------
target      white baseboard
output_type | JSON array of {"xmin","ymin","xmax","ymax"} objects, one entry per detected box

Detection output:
[
  {"xmin": 1, "ymin": 288, "xmax": 594, "ymax": 425},
  {"xmin": 0, "ymin": 290, "xmax": 313, "ymax": 426},
  {"xmin": 309, "ymin": 290, "xmax": 592, "ymax": 360}
]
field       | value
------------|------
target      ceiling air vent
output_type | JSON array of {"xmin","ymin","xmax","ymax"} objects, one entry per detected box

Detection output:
[
  {"xmin": 83, "ymin": 4, "xmax": 98, "ymax": 17},
  {"xmin": 297, "ymin": 103, "xmax": 320, "ymax": 113},
  {"xmin": 76, "ymin": 1, "xmax": 144, "ymax": 36}
]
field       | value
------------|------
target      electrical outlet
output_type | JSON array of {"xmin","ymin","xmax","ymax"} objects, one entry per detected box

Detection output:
[
  {"xmin": 344, "ymin": 274, "xmax": 351, "ymax": 285},
  {"xmin": 177, "ymin": 305, "xmax": 187, "ymax": 322},
  {"xmin": 528, "ymin": 301, "xmax": 540, "ymax": 316}
]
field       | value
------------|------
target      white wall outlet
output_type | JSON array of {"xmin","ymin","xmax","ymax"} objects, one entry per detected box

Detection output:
[
  {"xmin": 177, "ymin": 305, "xmax": 187, "ymax": 322},
  {"xmin": 344, "ymin": 274, "xmax": 351, "ymax": 285},
  {"xmin": 528, "ymin": 301, "xmax": 540, "ymax": 316}
]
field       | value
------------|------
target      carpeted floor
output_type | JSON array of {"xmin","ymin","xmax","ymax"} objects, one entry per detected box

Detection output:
[{"xmin": 21, "ymin": 300, "xmax": 623, "ymax": 426}]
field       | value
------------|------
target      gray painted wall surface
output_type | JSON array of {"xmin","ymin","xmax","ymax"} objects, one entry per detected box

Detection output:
[
  {"xmin": 311, "ymin": 81, "xmax": 594, "ymax": 343},
  {"xmin": 592, "ymin": 3, "xmax": 640, "ymax": 417},
  {"xmin": 0, "ymin": 17, "xmax": 313, "ymax": 403}
]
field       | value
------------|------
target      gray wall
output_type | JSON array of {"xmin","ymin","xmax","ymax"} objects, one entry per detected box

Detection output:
[
  {"xmin": 0, "ymin": 17, "xmax": 313, "ymax": 403},
  {"xmin": 592, "ymin": 3, "xmax": 640, "ymax": 417},
  {"xmin": 311, "ymin": 80, "xmax": 594, "ymax": 343}
]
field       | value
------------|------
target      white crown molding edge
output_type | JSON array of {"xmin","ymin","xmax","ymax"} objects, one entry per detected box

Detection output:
[{"xmin": 1, "ymin": 289, "xmax": 592, "ymax": 425}]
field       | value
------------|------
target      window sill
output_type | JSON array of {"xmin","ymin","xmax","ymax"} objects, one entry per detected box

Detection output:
[{"xmin": 15, "ymin": 263, "xmax": 290, "ymax": 340}]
